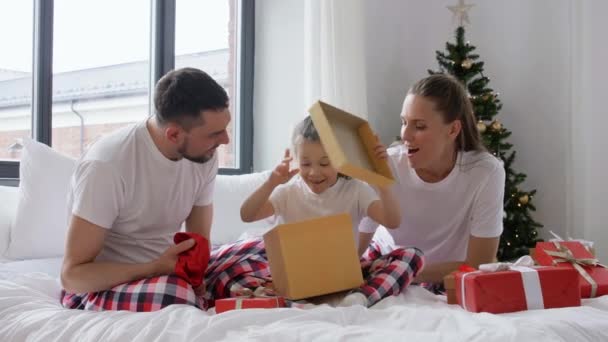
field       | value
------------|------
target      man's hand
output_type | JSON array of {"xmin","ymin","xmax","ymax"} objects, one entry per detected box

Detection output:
[
  {"xmin": 152, "ymin": 239, "xmax": 196, "ymax": 276},
  {"xmin": 268, "ymin": 149, "xmax": 299, "ymax": 187}
]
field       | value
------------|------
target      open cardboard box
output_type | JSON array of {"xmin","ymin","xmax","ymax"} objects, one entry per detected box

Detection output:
[
  {"xmin": 308, "ymin": 100, "xmax": 394, "ymax": 188},
  {"xmin": 263, "ymin": 213, "xmax": 364, "ymax": 300}
]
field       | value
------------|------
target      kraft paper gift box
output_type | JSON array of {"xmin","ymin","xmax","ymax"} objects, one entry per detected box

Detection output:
[
  {"xmin": 447, "ymin": 257, "xmax": 581, "ymax": 314},
  {"xmin": 308, "ymin": 100, "xmax": 394, "ymax": 188},
  {"xmin": 215, "ymin": 297, "xmax": 286, "ymax": 314},
  {"xmin": 263, "ymin": 213, "xmax": 364, "ymax": 300},
  {"xmin": 534, "ymin": 241, "xmax": 608, "ymax": 298}
]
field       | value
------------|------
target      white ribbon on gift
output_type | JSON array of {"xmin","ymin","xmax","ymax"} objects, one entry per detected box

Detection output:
[{"xmin": 461, "ymin": 255, "xmax": 545, "ymax": 311}]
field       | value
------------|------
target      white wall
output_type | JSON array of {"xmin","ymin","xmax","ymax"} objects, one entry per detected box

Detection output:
[{"xmin": 254, "ymin": 0, "xmax": 607, "ymax": 257}]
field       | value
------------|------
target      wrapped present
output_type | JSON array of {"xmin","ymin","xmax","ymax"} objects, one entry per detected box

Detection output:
[
  {"xmin": 534, "ymin": 241, "xmax": 608, "ymax": 298},
  {"xmin": 444, "ymin": 264, "xmax": 476, "ymax": 305},
  {"xmin": 454, "ymin": 256, "xmax": 581, "ymax": 314},
  {"xmin": 215, "ymin": 296, "xmax": 286, "ymax": 314}
]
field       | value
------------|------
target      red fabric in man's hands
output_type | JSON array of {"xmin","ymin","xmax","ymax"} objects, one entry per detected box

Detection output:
[{"xmin": 173, "ymin": 232, "xmax": 210, "ymax": 288}]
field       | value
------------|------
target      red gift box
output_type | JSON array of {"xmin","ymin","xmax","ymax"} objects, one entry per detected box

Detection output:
[
  {"xmin": 455, "ymin": 266, "xmax": 580, "ymax": 314},
  {"xmin": 215, "ymin": 297, "xmax": 286, "ymax": 314},
  {"xmin": 535, "ymin": 241, "xmax": 608, "ymax": 298}
]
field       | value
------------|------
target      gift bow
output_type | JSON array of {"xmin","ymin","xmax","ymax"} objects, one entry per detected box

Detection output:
[
  {"xmin": 544, "ymin": 241, "xmax": 599, "ymax": 298},
  {"xmin": 461, "ymin": 255, "xmax": 545, "ymax": 311},
  {"xmin": 543, "ymin": 242, "xmax": 599, "ymax": 267},
  {"xmin": 479, "ymin": 255, "xmax": 535, "ymax": 272},
  {"xmin": 234, "ymin": 286, "xmax": 281, "ymax": 310}
]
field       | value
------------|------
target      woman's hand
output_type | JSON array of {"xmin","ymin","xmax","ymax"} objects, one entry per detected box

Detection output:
[
  {"xmin": 268, "ymin": 148, "xmax": 300, "ymax": 187},
  {"xmin": 373, "ymin": 136, "xmax": 388, "ymax": 160}
]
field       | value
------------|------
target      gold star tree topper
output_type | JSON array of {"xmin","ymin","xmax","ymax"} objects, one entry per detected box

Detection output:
[{"xmin": 448, "ymin": 0, "xmax": 475, "ymax": 27}]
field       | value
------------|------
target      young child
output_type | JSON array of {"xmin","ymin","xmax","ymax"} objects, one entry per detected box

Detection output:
[{"xmin": 237, "ymin": 116, "xmax": 424, "ymax": 307}]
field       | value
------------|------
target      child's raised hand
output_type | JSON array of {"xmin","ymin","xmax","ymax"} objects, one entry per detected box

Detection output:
[
  {"xmin": 373, "ymin": 135, "xmax": 388, "ymax": 160},
  {"xmin": 268, "ymin": 148, "xmax": 300, "ymax": 187}
]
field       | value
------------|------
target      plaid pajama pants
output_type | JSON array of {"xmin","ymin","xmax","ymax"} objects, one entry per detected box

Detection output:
[
  {"xmin": 62, "ymin": 238, "xmax": 423, "ymax": 311},
  {"xmin": 61, "ymin": 238, "xmax": 269, "ymax": 311},
  {"xmin": 357, "ymin": 242, "xmax": 425, "ymax": 306}
]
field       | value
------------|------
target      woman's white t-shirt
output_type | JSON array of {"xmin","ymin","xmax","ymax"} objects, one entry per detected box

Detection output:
[
  {"xmin": 269, "ymin": 176, "xmax": 378, "ymax": 248},
  {"xmin": 360, "ymin": 146, "xmax": 505, "ymax": 264}
]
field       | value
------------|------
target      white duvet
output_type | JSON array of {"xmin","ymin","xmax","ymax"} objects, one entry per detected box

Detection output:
[{"xmin": 1, "ymin": 264, "xmax": 608, "ymax": 341}]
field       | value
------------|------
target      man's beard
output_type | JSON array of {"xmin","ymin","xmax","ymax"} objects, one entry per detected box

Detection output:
[
  {"xmin": 184, "ymin": 152, "xmax": 213, "ymax": 164},
  {"xmin": 178, "ymin": 141, "xmax": 217, "ymax": 164}
]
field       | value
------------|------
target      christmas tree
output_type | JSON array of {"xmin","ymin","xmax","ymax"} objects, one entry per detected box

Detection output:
[{"xmin": 428, "ymin": 20, "xmax": 543, "ymax": 260}]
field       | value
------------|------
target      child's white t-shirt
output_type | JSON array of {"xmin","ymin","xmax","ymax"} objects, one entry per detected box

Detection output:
[
  {"xmin": 67, "ymin": 120, "xmax": 218, "ymax": 264},
  {"xmin": 269, "ymin": 176, "xmax": 378, "ymax": 247},
  {"xmin": 360, "ymin": 146, "xmax": 505, "ymax": 264}
]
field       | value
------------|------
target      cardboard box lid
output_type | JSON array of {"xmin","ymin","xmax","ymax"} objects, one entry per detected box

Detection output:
[
  {"xmin": 308, "ymin": 100, "xmax": 394, "ymax": 187},
  {"xmin": 263, "ymin": 213, "xmax": 364, "ymax": 299}
]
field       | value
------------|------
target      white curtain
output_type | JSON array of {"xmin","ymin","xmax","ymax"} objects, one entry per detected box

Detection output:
[{"xmin": 304, "ymin": 0, "xmax": 368, "ymax": 119}]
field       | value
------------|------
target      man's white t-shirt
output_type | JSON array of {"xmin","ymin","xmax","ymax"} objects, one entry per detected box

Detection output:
[
  {"xmin": 269, "ymin": 176, "xmax": 378, "ymax": 247},
  {"xmin": 67, "ymin": 120, "xmax": 218, "ymax": 264},
  {"xmin": 360, "ymin": 146, "xmax": 505, "ymax": 264}
]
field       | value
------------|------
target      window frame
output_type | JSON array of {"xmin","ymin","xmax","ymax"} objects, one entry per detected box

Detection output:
[{"xmin": 0, "ymin": 0, "xmax": 254, "ymax": 185}]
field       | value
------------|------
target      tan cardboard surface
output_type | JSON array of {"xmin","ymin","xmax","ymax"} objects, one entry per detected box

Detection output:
[
  {"xmin": 308, "ymin": 100, "xmax": 394, "ymax": 187},
  {"xmin": 263, "ymin": 213, "xmax": 364, "ymax": 300}
]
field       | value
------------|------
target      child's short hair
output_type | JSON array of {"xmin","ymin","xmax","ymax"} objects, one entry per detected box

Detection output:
[
  {"xmin": 291, "ymin": 116, "xmax": 320, "ymax": 147},
  {"xmin": 292, "ymin": 116, "xmax": 350, "ymax": 179}
]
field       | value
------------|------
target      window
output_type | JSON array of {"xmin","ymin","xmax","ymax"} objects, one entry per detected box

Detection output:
[
  {"xmin": 0, "ymin": 1, "xmax": 33, "ymax": 162},
  {"xmin": 176, "ymin": 0, "xmax": 236, "ymax": 168},
  {"xmin": 0, "ymin": 0, "xmax": 253, "ymax": 182},
  {"xmin": 51, "ymin": 0, "xmax": 150, "ymax": 158}
]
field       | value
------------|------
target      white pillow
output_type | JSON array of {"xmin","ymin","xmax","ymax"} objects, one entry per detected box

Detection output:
[
  {"xmin": 0, "ymin": 185, "xmax": 19, "ymax": 258},
  {"xmin": 6, "ymin": 138, "xmax": 76, "ymax": 259},
  {"xmin": 211, "ymin": 171, "xmax": 275, "ymax": 244}
]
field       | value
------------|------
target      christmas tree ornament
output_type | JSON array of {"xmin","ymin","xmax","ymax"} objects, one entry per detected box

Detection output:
[
  {"xmin": 461, "ymin": 59, "xmax": 473, "ymax": 69},
  {"xmin": 519, "ymin": 194, "xmax": 529, "ymax": 205},
  {"xmin": 447, "ymin": 0, "xmax": 475, "ymax": 27},
  {"xmin": 491, "ymin": 120, "xmax": 502, "ymax": 131},
  {"xmin": 476, "ymin": 120, "xmax": 487, "ymax": 133}
]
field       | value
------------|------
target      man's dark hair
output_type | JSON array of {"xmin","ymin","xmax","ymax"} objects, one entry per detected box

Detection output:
[{"xmin": 154, "ymin": 67, "xmax": 229, "ymax": 129}]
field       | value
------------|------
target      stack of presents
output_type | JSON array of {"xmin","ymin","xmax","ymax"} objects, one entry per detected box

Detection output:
[
  {"xmin": 444, "ymin": 239, "xmax": 607, "ymax": 314},
  {"xmin": 217, "ymin": 101, "xmax": 395, "ymax": 313}
]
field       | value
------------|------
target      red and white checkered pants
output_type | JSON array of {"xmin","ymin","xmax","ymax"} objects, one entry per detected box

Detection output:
[{"xmin": 62, "ymin": 238, "xmax": 424, "ymax": 311}]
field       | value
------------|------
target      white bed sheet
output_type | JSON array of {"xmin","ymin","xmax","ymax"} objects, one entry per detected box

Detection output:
[
  {"xmin": 0, "ymin": 257, "xmax": 62, "ymax": 280},
  {"xmin": 1, "ymin": 260, "xmax": 608, "ymax": 341}
]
